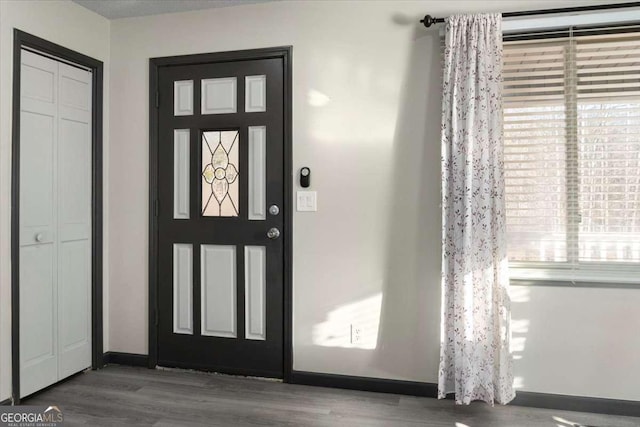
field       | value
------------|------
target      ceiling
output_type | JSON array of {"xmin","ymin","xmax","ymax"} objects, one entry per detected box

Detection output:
[{"xmin": 72, "ymin": 0, "xmax": 277, "ymax": 20}]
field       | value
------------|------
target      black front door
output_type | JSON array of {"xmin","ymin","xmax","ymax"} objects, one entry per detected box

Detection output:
[{"xmin": 156, "ymin": 54, "xmax": 285, "ymax": 377}]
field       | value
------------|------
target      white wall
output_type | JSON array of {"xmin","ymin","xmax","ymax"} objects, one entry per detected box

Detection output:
[
  {"xmin": 0, "ymin": 0, "xmax": 110, "ymax": 402},
  {"xmin": 107, "ymin": 0, "xmax": 640, "ymax": 401},
  {"xmin": 511, "ymin": 286, "xmax": 640, "ymax": 400}
]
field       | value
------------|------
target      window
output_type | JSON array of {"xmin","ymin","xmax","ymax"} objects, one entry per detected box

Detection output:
[{"xmin": 503, "ymin": 27, "xmax": 640, "ymax": 283}]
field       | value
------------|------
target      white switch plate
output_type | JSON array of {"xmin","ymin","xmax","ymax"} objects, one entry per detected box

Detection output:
[{"xmin": 296, "ymin": 191, "xmax": 317, "ymax": 212}]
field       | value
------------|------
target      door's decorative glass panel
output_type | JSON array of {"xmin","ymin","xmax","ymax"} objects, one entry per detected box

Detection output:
[
  {"xmin": 248, "ymin": 126, "xmax": 266, "ymax": 220},
  {"xmin": 174, "ymin": 80, "xmax": 193, "ymax": 116},
  {"xmin": 202, "ymin": 130, "xmax": 239, "ymax": 217},
  {"xmin": 173, "ymin": 244, "xmax": 193, "ymax": 335},
  {"xmin": 201, "ymin": 77, "xmax": 237, "ymax": 114},
  {"xmin": 245, "ymin": 75, "xmax": 266, "ymax": 113},
  {"xmin": 174, "ymin": 129, "xmax": 190, "ymax": 219},
  {"xmin": 245, "ymin": 246, "xmax": 266, "ymax": 340},
  {"xmin": 201, "ymin": 245, "xmax": 237, "ymax": 338}
]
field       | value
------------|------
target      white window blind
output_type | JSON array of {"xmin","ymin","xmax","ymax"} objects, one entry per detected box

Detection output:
[{"xmin": 503, "ymin": 26, "xmax": 640, "ymax": 283}]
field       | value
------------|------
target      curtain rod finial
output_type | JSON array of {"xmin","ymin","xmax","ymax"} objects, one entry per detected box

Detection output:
[{"xmin": 420, "ymin": 15, "xmax": 438, "ymax": 28}]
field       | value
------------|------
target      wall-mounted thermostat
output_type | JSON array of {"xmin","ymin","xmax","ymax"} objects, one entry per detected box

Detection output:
[{"xmin": 300, "ymin": 167, "xmax": 311, "ymax": 188}]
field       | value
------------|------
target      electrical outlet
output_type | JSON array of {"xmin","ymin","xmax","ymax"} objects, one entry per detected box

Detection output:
[{"xmin": 350, "ymin": 324, "xmax": 362, "ymax": 344}]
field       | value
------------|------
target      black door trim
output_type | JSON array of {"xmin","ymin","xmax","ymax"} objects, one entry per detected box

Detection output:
[
  {"xmin": 148, "ymin": 46, "xmax": 293, "ymax": 381},
  {"xmin": 11, "ymin": 29, "xmax": 104, "ymax": 403}
]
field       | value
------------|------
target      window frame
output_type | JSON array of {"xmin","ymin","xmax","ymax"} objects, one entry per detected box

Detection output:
[{"xmin": 503, "ymin": 24, "xmax": 640, "ymax": 286}]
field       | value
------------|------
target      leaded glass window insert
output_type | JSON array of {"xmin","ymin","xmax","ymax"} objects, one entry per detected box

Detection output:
[{"xmin": 202, "ymin": 130, "xmax": 239, "ymax": 217}]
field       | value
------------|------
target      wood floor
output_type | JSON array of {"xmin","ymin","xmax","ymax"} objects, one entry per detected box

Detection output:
[{"xmin": 23, "ymin": 365, "xmax": 640, "ymax": 426}]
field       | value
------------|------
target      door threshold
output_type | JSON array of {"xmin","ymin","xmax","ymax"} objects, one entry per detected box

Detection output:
[{"xmin": 155, "ymin": 364, "xmax": 283, "ymax": 383}]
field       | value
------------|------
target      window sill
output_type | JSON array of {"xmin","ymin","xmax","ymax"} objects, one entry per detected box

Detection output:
[{"xmin": 509, "ymin": 264, "xmax": 640, "ymax": 288}]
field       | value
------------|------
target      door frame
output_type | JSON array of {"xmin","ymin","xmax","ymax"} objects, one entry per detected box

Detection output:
[
  {"xmin": 148, "ymin": 47, "xmax": 293, "ymax": 380},
  {"xmin": 11, "ymin": 30, "xmax": 104, "ymax": 403}
]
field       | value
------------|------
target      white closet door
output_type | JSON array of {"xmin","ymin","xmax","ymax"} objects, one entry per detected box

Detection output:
[
  {"xmin": 56, "ymin": 62, "xmax": 92, "ymax": 380},
  {"xmin": 19, "ymin": 50, "xmax": 92, "ymax": 398}
]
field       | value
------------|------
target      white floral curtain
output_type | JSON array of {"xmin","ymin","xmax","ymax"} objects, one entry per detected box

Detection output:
[{"xmin": 438, "ymin": 13, "xmax": 515, "ymax": 405}]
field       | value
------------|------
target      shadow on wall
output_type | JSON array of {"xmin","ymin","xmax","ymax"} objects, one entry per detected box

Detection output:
[
  {"xmin": 308, "ymin": 20, "xmax": 444, "ymax": 381},
  {"xmin": 372, "ymin": 23, "xmax": 443, "ymax": 381}
]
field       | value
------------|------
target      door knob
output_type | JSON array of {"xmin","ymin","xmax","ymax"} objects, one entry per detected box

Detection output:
[
  {"xmin": 35, "ymin": 233, "xmax": 43, "ymax": 242},
  {"xmin": 267, "ymin": 227, "xmax": 280, "ymax": 240}
]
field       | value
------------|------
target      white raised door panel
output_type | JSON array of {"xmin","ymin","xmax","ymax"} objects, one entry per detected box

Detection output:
[
  {"xmin": 19, "ymin": 50, "xmax": 92, "ymax": 397},
  {"xmin": 19, "ymin": 111, "xmax": 54, "ymax": 242},
  {"xmin": 201, "ymin": 77, "xmax": 237, "ymax": 114},
  {"xmin": 57, "ymin": 240, "xmax": 90, "ymax": 378},
  {"xmin": 248, "ymin": 126, "xmax": 266, "ymax": 220},
  {"xmin": 58, "ymin": 118, "xmax": 90, "ymax": 227},
  {"xmin": 173, "ymin": 244, "xmax": 193, "ymax": 335},
  {"xmin": 19, "ymin": 244, "xmax": 57, "ymax": 398},
  {"xmin": 60, "ymin": 72, "xmax": 90, "ymax": 112},
  {"xmin": 245, "ymin": 75, "xmax": 266, "ymax": 113},
  {"xmin": 173, "ymin": 130, "xmax": 190, "ymax": 219},
  {"xmin": 245, "ymin": 246, "xmax": 266, "ymax": 340},
  {"xmin": 174, "ymin": 80, "xmax": 193, "ymax": 116},
  {"xmin": 201, "ymin": 245, "xmax": 237, "ymax": 338},
  {"xmin": 21, "ymin": 51, "xmax": 55, "ymax": 111}
]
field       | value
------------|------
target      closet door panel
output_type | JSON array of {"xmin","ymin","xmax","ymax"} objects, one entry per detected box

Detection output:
[
  {"xmin": 57, "ymin": 61, "xmax": 92, "ymax": 379},
  {"xmin": 19, "ymin": 50, "xmax": 59, "ymax": 398}
]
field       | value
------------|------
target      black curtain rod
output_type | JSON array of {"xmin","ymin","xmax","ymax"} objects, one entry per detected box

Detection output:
[{"xmin": 420, "ymin": 2, "xmax": 640, "ymax": 27}]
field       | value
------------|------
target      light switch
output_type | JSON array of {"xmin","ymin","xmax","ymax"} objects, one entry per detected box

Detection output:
[{"xmin": 296, "ymin": 191, "xmax": 317, "ymax": 212}]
